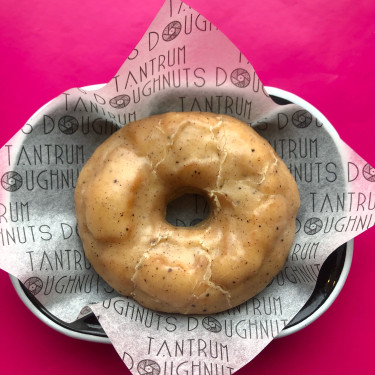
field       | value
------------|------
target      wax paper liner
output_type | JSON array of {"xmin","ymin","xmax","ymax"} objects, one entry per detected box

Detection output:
[{"xmin": 0, "ymin": 0, "xmax": 374, "ymax": 373}]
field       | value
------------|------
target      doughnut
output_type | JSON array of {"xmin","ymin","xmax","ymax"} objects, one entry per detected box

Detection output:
[{"xmin": 75, "ymin": 112, "xmax": 300, "ymax": 314}]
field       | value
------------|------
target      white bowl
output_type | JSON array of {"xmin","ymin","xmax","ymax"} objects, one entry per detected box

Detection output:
[{"xmin": 9, "ymin": 85, "xmax": 353, "ymax": 341}]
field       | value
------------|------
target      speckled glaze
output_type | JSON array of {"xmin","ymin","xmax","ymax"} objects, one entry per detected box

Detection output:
[{"xmin": 74, "ymin": 112, "xmax": 300, "ymax": 314}]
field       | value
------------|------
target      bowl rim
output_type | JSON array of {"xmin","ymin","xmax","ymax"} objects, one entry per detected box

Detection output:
[{"xmin": 9, "ymin": 84, "xmax": 354, "ymax": 342}]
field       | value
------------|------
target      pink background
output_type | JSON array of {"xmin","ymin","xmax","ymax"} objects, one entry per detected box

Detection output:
[{"xmin": 0, "ymin": 0, "xmax": 374, "ymax": 374}]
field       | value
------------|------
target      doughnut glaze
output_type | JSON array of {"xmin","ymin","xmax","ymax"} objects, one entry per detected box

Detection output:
[{"xmin": 75, "ymin": 112, "xmax": 300, "ymax": 314}]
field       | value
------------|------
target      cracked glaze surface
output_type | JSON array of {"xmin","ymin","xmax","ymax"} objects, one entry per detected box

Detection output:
[{"xmin": 74, "ymin": 112, "xmax": 300, "ymax": 314}]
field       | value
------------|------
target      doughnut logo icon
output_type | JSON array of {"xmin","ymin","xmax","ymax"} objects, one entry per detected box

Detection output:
[
  {"xmin": 58, "ymin": 115, "xmax": 79, "ymax": 135},
  {"xmin": 202, "ymin": 316, "xmax": 222, "ymax": 333},
  {"xmin": 162, "ymin": 21, "xmax": 182, "ymax": 41},
  {"xmin": 292, "ymin": 110, "xmax": 312, "ymax": 128},
  {"xmin": 230, "ymin": 68, "xmax": 251, "ymax": 88},
  {"xmin": 109, "ymin": 94, "xmax": 131, "ymax": 109},
  {"xmin": 24, "ymin": 277, "xmax": 43, "ymax": 296},
  {"xmin": 362, "ymin": 163, "xmax": 375, "ymax": 182},
  {"xmin": 79, "ymin": 306, "xmax": 92, "ymax": 316},
  {"xmin": 1, "ymin": 171, "xmax": 23, "ymax": 192},
  {"xmin": 304, "ymin": 218, "xmax": 323, "ymax": 235},
  {"xmin": 137, "ymin": 359, "xmax": 161, "ymax": 375}
]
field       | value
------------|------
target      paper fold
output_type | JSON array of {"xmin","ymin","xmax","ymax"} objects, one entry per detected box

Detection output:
[{"xmin": 0, "ymin": 0, "xmax": 373, "ymax": 372}]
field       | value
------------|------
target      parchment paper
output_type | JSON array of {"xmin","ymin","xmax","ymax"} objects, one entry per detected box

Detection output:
[{"xmin": 1, "ymin": 0, "xmax": 374, "ymax": 372}]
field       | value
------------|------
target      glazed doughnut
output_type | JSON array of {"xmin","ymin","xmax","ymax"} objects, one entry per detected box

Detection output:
[{"xmin": 75, "ymin": 112, "xmax": 300, "ymax": 314}]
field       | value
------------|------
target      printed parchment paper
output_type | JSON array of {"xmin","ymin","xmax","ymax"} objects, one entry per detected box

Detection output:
[{"xmin": 1, "ymin": 0, "xmax": 374, "ymax": 372}]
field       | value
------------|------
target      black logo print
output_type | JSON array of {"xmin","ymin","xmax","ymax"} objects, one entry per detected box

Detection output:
[
  {"xmin": 1, "ymin": 171, "xmax": 23, "ymax": 192},
  {"xmin": 230, "ymin": 68, "xmax": 251, "ymax": 88},
  {"xmin": 202, "ymin": 316, "xmax": 222, "ymax": 333},
  {"xmin": 58, "ymin": 116, "xmax": 79, "ymax": 134},
  {"xmin": 304, "ymin": 218, "xmax": 323, "ymax": 235},
  {"xmin": 137, "ymin": 359, "xmax": 161, "ymax": 375},
  {"xmin": 162, "ymin": 21, "xmax": 182, "ymax": 41},
  {"xmin": 292, "ymin": 110, "xmax": 312, "ymax": 128},
  {"xmin": 362, "ymin": 163, "xmax": 375, "ymax": 182},
  {"xmin": 79, "ymin": 306, "xmax": 92, "ymax": 316},
  {"xmin": 24, "ymin": 277, "xmax": 43, "ymax": 296},
  {"xmin": 109, "ymin": 94, "xmax": 131, "ymax": 109}
]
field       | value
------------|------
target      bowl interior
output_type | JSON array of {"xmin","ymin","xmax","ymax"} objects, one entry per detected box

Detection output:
[{"xmin": 10, "ymin": 87, "xmax": 353, "ymax": 341}]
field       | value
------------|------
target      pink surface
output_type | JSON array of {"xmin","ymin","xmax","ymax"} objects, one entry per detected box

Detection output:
[{"xmin": 0, "ymin": 0, "xmax": 374, "ymax": 374}]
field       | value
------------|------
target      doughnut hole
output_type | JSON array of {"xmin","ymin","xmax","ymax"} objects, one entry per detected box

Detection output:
[
  {"xmin": 165, "ymin": 190, "xmax": 211, "ymax": 228},
  {"xmin": 84, "ymin": 147, "xmax": 152, "ymax": 242}
]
